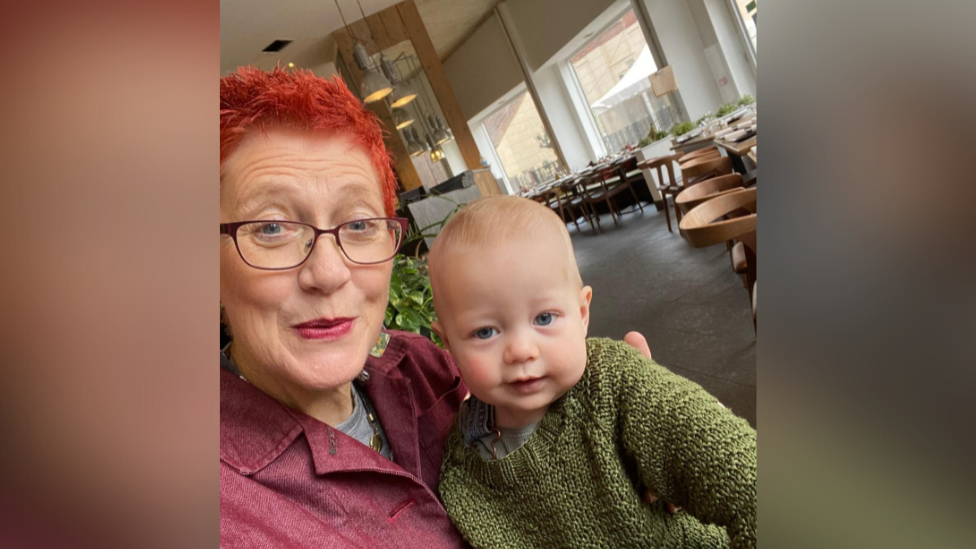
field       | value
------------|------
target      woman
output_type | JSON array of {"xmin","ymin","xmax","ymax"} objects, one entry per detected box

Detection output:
[{"xmin": 219, "ymin": 67, "xmax": 655, "ymax": 548}]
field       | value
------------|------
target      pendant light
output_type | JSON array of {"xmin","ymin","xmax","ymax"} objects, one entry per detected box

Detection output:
[
  {"xmin": 391, "ymin": 106, "xmax": 414, "ymax": 130},
  {"xmin": 405, "ymin": 127, "xmax": 425, "ymax": 156},
  {"xmin": 407, "ymin": 127, "xmax": 428, "ymax": 157},
  {"xmin": 428, "ymin": 114, "xmax": 451, "ymax": 146},
  {"xmin": 381, "ymin": 56, "xmax": 418, "ymax": 108},
  {"xmin": 335, "ymin": 0, "xmax": 392, "ymax": 103},
  {"xmin": 408, "ymin": 55, "xmax": 453, "ymax": 145},
  {"xmin": 427, "ymin": 134, "xmax": 444, "ymax": 162}
]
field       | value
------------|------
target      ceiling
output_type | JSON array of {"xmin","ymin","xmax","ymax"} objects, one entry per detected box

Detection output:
[{"xmin": 219, "ymin": 0, "xmax": 500, "ymax": 76}]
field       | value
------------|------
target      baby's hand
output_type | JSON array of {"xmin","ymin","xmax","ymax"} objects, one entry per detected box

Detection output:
[{"xmin": 643, "ymin": 490, "xmax": 682, "ymax": 515}]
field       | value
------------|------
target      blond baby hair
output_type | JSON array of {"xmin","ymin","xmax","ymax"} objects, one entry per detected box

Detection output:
[{"xmin": 428, "ymin": 195, "xmax": 583, "ymax": 290}]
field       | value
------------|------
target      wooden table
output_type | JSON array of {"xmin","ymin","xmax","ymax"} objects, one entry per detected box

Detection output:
[
  {"xmin": 671, "ymin": 131, "xmax": 717, "ymax": 154},
  {"xmin": 715, "ymin": 134, "xmax": 757, "ymax": 174}
]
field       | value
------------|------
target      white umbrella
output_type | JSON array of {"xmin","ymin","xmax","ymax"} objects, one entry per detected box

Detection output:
[{"xmin": 591, "ymin": 45, "xmax": 657, "ymax": 113}]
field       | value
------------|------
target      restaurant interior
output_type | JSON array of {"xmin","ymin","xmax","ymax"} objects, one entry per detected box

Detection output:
[{"xmin": 221, "ymin": 0, "xmax": 758, "ymax": 426}]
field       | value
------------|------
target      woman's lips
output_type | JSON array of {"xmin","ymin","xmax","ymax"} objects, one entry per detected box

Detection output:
[
  {"xmin": 292, "ymin": 318, "xmax": 355, "ymax": 340},
  {"xmin": 506, "ymin": 376, "xmax": 547, "ymax": 394}
]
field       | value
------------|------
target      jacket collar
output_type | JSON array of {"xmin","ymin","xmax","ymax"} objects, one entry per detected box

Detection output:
[{"xmin": 219, "ymin": 332, "xmax": 419, "ymax": 476}]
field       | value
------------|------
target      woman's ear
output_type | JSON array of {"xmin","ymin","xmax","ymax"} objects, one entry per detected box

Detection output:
[
  {"xmin": 579, "ymin": 286, "xmax": 593, "ymax": 335},
  {"xmin": 431, "ymin": 321, "xmax": 450, "ymax": 351}
]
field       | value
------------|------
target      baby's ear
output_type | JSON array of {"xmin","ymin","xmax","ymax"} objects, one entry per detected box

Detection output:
[
  {"xmin": 431, "ymin": 321, "xmax": 450, "ymax": 351},
  {"xmin": 579, "ymin": 286, "xmax": 593, "ymax": 334}
]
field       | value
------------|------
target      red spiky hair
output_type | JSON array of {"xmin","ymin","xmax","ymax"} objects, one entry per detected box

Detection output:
[{"xmin": 220, "ymin": 66, "xmax": 398, "ymax": 216}]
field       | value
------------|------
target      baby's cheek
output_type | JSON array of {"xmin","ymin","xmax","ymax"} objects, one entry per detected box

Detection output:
[{"xmin": 455, "ymin": 353, "xmax": 498, "ymax": 393}]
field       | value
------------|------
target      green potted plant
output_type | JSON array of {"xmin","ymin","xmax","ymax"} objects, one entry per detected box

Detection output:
[
  {"xmin": 737, "ymin": 94, "xmax": 756, "ymax": 107},
  {"xmin": 715, "ymin": 102, "xmax": 738, "ymax": 117},
  {"xmin": 384, "ymin": 202, "xmax": 466, "ymax": 345},
  {"xmin": 670, "ymin": 121, "xmax": 695, "ymax": 137}
]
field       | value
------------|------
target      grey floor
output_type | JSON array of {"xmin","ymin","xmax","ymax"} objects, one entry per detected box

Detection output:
[{"xmin": 570, "ymin": 205, "xmax": 757, "ymax": 428}]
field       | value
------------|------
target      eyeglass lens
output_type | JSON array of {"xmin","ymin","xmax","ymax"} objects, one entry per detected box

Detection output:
[{"xmin": 235, "ymin": 219, "xmax": 402, "ymax": 269}]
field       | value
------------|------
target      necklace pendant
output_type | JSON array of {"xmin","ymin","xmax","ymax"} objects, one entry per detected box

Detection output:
[{"xmin": 369, "ymin": 433, "xmax": 383, "ymax": 452}]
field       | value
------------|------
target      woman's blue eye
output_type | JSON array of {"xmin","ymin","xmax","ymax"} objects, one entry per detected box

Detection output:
[
  {"xmin": 535, "ymin": 312, "xmax": 554, "ymax": 326},
  {"xmin": 474, "ymin": 327, "xmax": 497, "ymax": 340},
  {"xmin": 347, "ymin": 221, "xmax": 367, "ymax": 231},
  {"xmin": 261, "ymin": 223, "xmax": 282, "ymax": 235}
]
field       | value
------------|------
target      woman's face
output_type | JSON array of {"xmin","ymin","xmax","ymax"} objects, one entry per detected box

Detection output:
[{"xmin": 220, "ymin": 128, "xmax": 392, "ymax": 397}]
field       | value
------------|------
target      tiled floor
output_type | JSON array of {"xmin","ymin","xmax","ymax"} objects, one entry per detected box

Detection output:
[{"xmin": 570, "ymin": 205, "xmax": 757, "ymax": 427}]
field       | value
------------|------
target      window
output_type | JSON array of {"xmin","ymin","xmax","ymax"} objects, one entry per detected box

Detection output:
[
  {"xmin": 481, "ymin": 90, "xmax": 560, "ymax": 193},
  {"xmin": 733, "ymin": 0, "xmax": 757, "ymax": 52},
  {"xmin": 570, "ymin": 9, "xmax": 677, "ymax": 153}
]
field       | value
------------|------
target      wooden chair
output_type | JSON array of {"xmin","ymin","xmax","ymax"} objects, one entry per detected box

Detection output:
[
  {"xmin": 560, "ymin": 176, "xmax": 601, "ymax": 233},
  {"xmin": 638, "ymin": 154, "xmax": 683, "ymax": 233},
  {"xmin": 581, "ymin": 164, "xmax": 643, "ymax": 227},
  {"xmin": 674, "ymin": 173, "xmax": 744, "ymax": 216},
  {"xmin": 680, "ymin": 155, "xmax": 733, "ymax": 186},
  {"xmin": 678, "ymin": 145, "xmax": 720, "ymax": 164},
  {"xmin": 679, "ymin": 188, "xmax": 757, "ymax": 331}
]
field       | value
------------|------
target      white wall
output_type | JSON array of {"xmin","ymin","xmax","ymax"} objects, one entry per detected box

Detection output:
[
  {"xmin": 641, "ymin": 0, "xmax": 724, "ymax": 120},
  {"xmin": 705, "ymin": 0, "xmax": 756, "ymax": 98},
  {"xmin": 504, "ymin": 0, "xmax": 617, "ymax": 70},
  {"xmin": 533, "ymin": 64, "xmax": 597, "ymax": 170},
  {"xmin": 443, "ymin": 13, "xmax": 524, "ymax": 121}
]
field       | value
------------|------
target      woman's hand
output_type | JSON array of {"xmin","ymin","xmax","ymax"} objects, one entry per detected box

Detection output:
[
  {"xmin": 623, "ymin": 331, "xmax": 651, "ymax": 360},
  {"xmin": 623, "ymin": 331, "xmax": 682, "ymax": 516}
]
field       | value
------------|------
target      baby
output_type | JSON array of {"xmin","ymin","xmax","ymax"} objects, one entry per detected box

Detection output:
[{"xmin": 428, "ymin": 195, "xmax": 756, "ymax": 549}]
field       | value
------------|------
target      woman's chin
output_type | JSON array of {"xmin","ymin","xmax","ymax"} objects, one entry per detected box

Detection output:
[{"xmin": 285, "ymin": 333, "xmax": 371, "ymax": 386}]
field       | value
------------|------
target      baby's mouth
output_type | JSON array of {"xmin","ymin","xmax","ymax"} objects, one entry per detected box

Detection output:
[{"xmin": 506, "ymin": 376, "xmax": 547, "ymax": 394}]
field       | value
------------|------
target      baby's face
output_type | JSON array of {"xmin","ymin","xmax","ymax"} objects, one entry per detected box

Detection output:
[{"xmin": 432, "ymin": 236, "xmax": 592, "ymax": 428}]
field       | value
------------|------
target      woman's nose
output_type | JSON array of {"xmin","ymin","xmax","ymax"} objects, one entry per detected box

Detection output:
[
  {"xmin": 503, "ymin": 331, "xmax": 539, "ymax": 365},
  {"xmin": 297, "ymin": 235, "xmax": 352, "ymax": 294}
]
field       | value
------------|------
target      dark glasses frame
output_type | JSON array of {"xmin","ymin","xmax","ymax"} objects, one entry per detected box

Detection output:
[{"xmin": 220, "ymin": 217, "xmax": 409, "ymax": 270}]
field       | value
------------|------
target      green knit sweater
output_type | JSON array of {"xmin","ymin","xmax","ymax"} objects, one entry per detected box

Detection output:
[{"xmin": 439, "ymin": 338, "xmax": 757, "ymax": 549}]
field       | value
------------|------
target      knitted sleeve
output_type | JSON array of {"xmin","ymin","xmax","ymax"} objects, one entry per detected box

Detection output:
[{"xmin": 602, "ymin": 340, "xmax": 757, "ymax": 549}]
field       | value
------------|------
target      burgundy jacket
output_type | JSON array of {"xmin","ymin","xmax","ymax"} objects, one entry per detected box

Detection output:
[{"xmin": 220, "ymin": 331, "xmax": 470, "ymax": 548}]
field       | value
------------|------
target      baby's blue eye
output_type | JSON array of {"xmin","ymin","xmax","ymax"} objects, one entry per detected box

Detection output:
[
  {"xmin": 474, "ymin": 327, "xmax": 498, "ymax": 340},
  {"xmin": 535, "ymin": 312, "xmax": 554, "ymax": 326}
]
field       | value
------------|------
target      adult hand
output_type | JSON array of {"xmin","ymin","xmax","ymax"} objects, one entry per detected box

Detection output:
[
  {"xmin": 623, "ymin": 331, "xmax": 682, "ymax": 516},
  {"xmin": 623, "ymin": 331, "xmax": 651, "ymax": 360}
]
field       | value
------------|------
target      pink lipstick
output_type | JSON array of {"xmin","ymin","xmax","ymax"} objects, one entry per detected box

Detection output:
[{"xmin": 293, "ymin": 317, "xmax": 355, "ymax": 340}]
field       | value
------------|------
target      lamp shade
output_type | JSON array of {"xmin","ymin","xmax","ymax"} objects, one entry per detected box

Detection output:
[
  {"xmin": 426, "ymin": 134, "xmax": 444, "ymax": 161},
  {"xmin": 428, "ymin": 115, "xmax": 450, "ymax": 145},
  {"xmin": 353, "ymin": 43, "xmax": 392, "ymax": 103},
  {"xmin": 392, "ymin": 107, "xmax": 414, "ymax": 130},
  {"xmin": 379, "ymin": 56, "xmax": 417, "ymax": 108},
  {"xmin": 406, "ymin": 130, "xmax": 425, "ymax": 157},
  {"xmin": 411, "ymin": 128, "xmax": 429, "ymax": 153},
  {"xmin": 361, "ymin": 68, "xmax": 393, "ymax": 103},
  {"xmin": 389, "ymin": 81, "xmax": 418, "ymax": 108},
  {"xmin": 438, "ymin": 117, "xmax": 455, "ymax": 141}
]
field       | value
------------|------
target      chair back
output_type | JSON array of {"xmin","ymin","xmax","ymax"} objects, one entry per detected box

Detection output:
[
  {"xmin": 674, "ymin": 173, "xmax": 744, "ymax": 215},
  {"xmin": 678, "ymin": 145, "xmax": 720, "ymax": 164},
  {"xmin": 680, "ymin": 155, "xmax": 732, "ymax": 184},
  {"xmin": 678, "ymin": 187, "xmax": 756, "ymax": 250}
]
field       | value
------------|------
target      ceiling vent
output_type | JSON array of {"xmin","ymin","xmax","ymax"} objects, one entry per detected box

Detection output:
[{"xmin": 262, "ymin": 40, "xmax": 292, "ymax": 53}]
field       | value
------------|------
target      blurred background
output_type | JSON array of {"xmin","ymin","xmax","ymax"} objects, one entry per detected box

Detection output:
[{"xmin": 1, "ymin": 0, "xmax": 975, "ymax": 547}]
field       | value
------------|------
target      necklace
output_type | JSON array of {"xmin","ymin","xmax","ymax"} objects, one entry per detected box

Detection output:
[
  {"xmin": 356, "ymin": 371, "xmax": 384, "ymax": 454},
  {"xmin": 366, "ymin": 411, "xmax": 383, "ymax": 453}
]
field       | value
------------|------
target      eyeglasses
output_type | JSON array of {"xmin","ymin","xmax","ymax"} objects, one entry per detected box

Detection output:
[{"xmin": 220, "ymin": 218, "xmax": 408, "ymax": 270}]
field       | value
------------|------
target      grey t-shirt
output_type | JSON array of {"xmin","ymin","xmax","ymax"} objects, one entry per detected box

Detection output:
[
  {"xmin": 458, "ymin": 398, "xmax": 539, "ymax": 461},
  {"xmin": 336, "ymin": 383, "xmax": 393, "ymax": 460}
]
